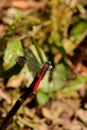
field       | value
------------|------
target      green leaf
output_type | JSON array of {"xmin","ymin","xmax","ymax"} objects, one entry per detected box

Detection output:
[
  {"xmin": 70, "ymin": 21, "xmax": 87, "ymax": 38},
  {"xmin": 36, "ymin": 91, "xmax": 49, "ymax": 105},
  {"xmin": 49, "ymin": 31, "xmax": 62, "ymax": 44},
  {"xmin": 43, "ymin": 63, "xmax": 71, "ymax": 93},
  {"xmin": 30, "ymin": 38, "xmax": 47, "ymax": 64},
  {"xmin": 63, "ymin": 76, "xmax": 84, "ymax": 93},
  {"xmin": 3, "ymin": 39, "xmax": 23, "ymax": 71},
  {"xmin": 51, "ymin": 44, "xmax": 66, "ymax": 57},
  {"xmin": 0, "ymin": 18, "xmax": 21, "ymax": 55}
]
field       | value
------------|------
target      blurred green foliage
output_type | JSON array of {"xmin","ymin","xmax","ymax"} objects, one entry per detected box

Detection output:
[{"xmin": 0, "ymin": 0, "xmax": 87, "ymax": 105}]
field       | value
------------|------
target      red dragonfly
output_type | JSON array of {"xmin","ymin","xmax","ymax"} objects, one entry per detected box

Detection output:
[
  {"xmin": 0, "ymin": 50, "xmax": 77, "ymax": 130},
  {"xmin": 0, "ymin": 60, "xmax": 52, "ymax": 130}
]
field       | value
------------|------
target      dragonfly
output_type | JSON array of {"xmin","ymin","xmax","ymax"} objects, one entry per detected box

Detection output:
[
  {"xmin": 0, "ymin": 61, "xmax": 52, "ymax": 130},
  {"xmin": 0, "ymin": 50, "xmax": 77, "ymax": 130}
]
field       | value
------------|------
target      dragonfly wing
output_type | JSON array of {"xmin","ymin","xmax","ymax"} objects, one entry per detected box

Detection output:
[{"xmin": 16, "ymin": 50, "xmax": 42, "ymax": 77}]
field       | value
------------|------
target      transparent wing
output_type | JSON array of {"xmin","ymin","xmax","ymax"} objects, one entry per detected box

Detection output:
[
  {"xmin": 49, "ymin": 63, "xmax": 77, "ymax": 92},
  {"xmin": 16, "ymin": 50, "xmax": 41, "ymax": 73},
  {"xmin": 24, "ymin": 49, "xmax": 41, "ymax": 70},
  {"xmin": 16, "ymin": 51, "xmax": 77, "ymax": 90},
  {"xmin": 55, "ymin": 68, "xmax": 77, "ymax": 83}
]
